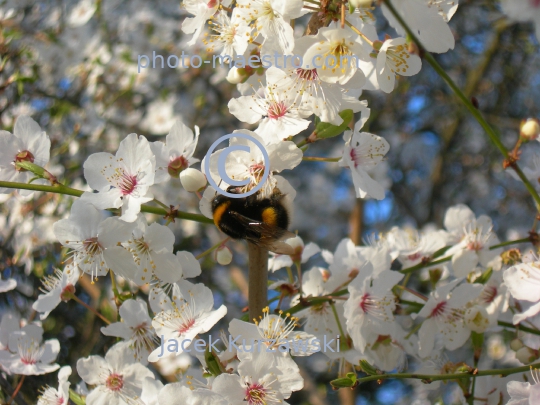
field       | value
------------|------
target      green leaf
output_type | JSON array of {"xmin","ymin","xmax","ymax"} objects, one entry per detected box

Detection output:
[
  {"xmin": 475, "ymin": 267, "xmax": 493, "ymax": 284},
  {"xmin": 69, "ymin": 389, "xmax": 86, "ymax": 405},
  {"xmin": 15, "ymin": 161, "xmax": 46, "ymax": 177},
  {"xmin": 204, "ymin": 346, "xmax": 224, "ymax": 376},
  {"xmin": 359, "ymin": 360, "xmax": 378, "ymax": 376},
  {"xmin": 330, "ymin": 376, "xmax": 358, "ymax": 389},
  {"xmin": 314, "ymin": 109, "xmax": 354, "ymax": 140}
]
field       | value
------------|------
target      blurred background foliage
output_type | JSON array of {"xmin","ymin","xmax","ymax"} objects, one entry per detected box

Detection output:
[{"xmin": 0, "ymin": 0, "xmax": 539, "ymax": 404}]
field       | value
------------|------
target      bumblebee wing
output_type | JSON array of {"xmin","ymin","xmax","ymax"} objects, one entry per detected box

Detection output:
[{"xmin": 229, "ymin": 211, "xmax": 296, "ymax": 255}]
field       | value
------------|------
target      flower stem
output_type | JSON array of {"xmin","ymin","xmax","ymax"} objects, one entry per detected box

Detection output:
[
  {"xmin": 354, "ymin": 362, "xmax": 540, "ymax": 386},
  {"xmin": 69, "ymin": 293, "xmax": 111, "ymax": 325},
  {"xmin": 400, "ymin": 256, "xmax": 450, "ymax": 274},
  {"xmin": 302, "ymin": 156, "xmax": 341, "ymax": 162},
  {"xmin": 382, "ymin": 0, "xmax": 540, "ymax": 211},
  {"xmin": 498, "ymin": 320, "xmax": 540, "ymax": 336},
  {"xmin": 489, "ymin": 237, "xmax": 530, "ymax": 249},
  {"xmin": 398, "ymin": 237, "xmax": 531, "ymax": 274},
  {"xmin": 344, "ymin": 19, "xmax": 373, "ymax": 46},
  {"xmin": 0, "ymin": 180, "xmax": 214, "ymax": 224},
  {"xmin": 109, "ymin": 270, "xmax": 120, "ymax": 302},
  {"xmin": 394, "ymin": 284, "xmax": 428, "ymax": 301},
  {"xmin": 6, "ymin": 375, "xmax": 25, "ymax": 405},
  {"xmin": 196, "ymin": 237, "xmax": 230, "ymax": 260},
  {"xmin": 152, "ymin": 198, "xmax": 169, "ymax": 210},
  {"xmin": 330, "ymin": 301, "xmax": 349, "ymax": 348}
]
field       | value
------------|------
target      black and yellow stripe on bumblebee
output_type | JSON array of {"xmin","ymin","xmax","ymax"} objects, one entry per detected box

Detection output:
[
  {"xmin": 212, "ymin": 199, "xmax": 230, "ymax": 228},
  {"xmin": 210, "ymin": 186, "xmax": 295, "ymax": 255},
  {"xmin": 261, "ymin": 207, "xmax": 278, "ymax": 226}
]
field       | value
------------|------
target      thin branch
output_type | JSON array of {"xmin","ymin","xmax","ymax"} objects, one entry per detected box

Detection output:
[
  {"xmin": 0, "ymin": 180, "xmax": 214, "ymax": 224},
  {"xmin": 382, "ymin": 0, "xmax": 540, "ymax": 211},
  {"xmin": 354, "ymin": 362, "xmax": 540, "ymax": 386}
]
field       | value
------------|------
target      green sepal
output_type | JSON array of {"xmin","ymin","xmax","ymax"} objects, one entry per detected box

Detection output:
[
  {"xmin": 69, "ymin": 389, "xmax": 86, "ymax": 405},
  {"xmin": 314, "ymin": 110, "xmax": 354, "ymax": 140},
  {"xmin": 359, "ymin": 360, "xmax": 378, "ymax": 375},
  {"xmin": 204, "ymin": 346, "xmax": 224, "ymax": 377},
  {"xmin": 330, "ymin": 376, "xmax": 358, "ymax": 389}
]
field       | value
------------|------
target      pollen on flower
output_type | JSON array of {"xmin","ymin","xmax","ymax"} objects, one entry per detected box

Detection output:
[
  {"xmin": 37, "ymin": 386, "xmax": 65, "ymax": 405},
  {"xmin": 267, "ymin": 101, "xmax": 288, "ymax": 119},
  {"xmin": 18, "ymin": 338, "xmax": 45, "ymax": 365},
  {"xmin": 245, "ymin": 382, "xmax": 267, "ymax": 405},
  {"xmin": 105, "ymin": 373, "xmax": 124, "ymax": 392},
  {"xmin": 39, "ymin": 268, "xmax": 64, "ymax": 294}
]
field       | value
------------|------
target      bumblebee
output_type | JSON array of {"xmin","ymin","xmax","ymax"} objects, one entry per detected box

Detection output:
[{"xmin": 211, "ymin": 186, "xmax": 295, "ymax": 255}]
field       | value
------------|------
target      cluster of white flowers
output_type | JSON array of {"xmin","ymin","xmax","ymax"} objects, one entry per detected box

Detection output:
[{"xmin": 1, "ymin": 1, "xmax": 540, "ymax": 405}]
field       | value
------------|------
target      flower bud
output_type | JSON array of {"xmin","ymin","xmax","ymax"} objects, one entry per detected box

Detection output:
[
  {"xmin": 516, "ymin": 346, "xmax": 538, "ymax": 364},
  {"xmin": 226, "ymin": 67, "xmax": 243, "ymax": 84},
  {"xmin": 180, "ymin": 168, "xmax": 207, "ymax": 192},
  {"xmin": 215, "ymin": 245, "xmax": 233, "ymax": 265},
  {"xmin": 520, "ymin": 118, "xmax": 540, "ymax": 141},
  {"xmin": 464, "ymin": 305, "xmax": 490, "ymax": 333},
  {"xmin": 510, "ymin": 338, "xmax": 524, "ymax": 352}
]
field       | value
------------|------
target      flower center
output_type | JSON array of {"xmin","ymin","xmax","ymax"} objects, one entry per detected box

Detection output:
[
  {"xmin": 83, "ymin": 237, "xmax": 103, "ymax": 256},
  {"xmin": 386, "ymin": 44, "xmax": 410, "ymax": 74},
  {"xmin": 106, "ymin": 373, "xmax": 124, "ymax": 392},
  {"xmin": 267, "ymin": 101, "xmax": 288, "ymax": 119},
  {"xmin": 407, "ymin": 252, "xmax": 422, "ymax": 261},
  {"xmin": 15, "ymin": 150, "xmax": 35, "ymax": 171},
  {"xmin": 207, "ymin": 0, "xmax": 218, "ymax": 7},
  {"xmin": 37, "ymin": 387, "xmax": 65, "ymax": 405},
  {"xmin": 295, "ymin": 68, "xmax": 318, "ymax": 81},
  {"xmin": 117, "ymin": 171, "xmax": 138, "ymax": 195},
  {"xmin": 178, "ymin": 318, "xmax": 195, "ymax": 334},
  {"xmin": 19, "ymin": 338, "xmax": 44, "ymax": 365},
  {"xmin": 480, "ymin": 285, "xmax": 497, "ymax": 304},
  {"xmin": 359, "ymin": 293, "xmax": 373, "ymax": 313},
  {"xmin": 245, "ymin": 382, "xmax": 267, "ymax": 405},
  {"xmin": 430, "ymin": 301, "xmax": 447, "ymax": 318},
  {"xmin": 261, "ymin": 1, "xmax": 275, "ymax": 19},
  {"xmin": 466, "ymin": 241, "xmax": 483, "ymax": 251},
  {"xmin": 349, "ymin": 147, "xmax": 360, "ymax": 168}
]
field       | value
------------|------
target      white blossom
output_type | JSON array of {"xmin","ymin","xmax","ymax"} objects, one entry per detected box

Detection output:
[
  {"xmin": 81, "ymin": 133, "xmax": 156, "ymax": 222},
  {"xmin": 77, "ymin": 342, "xmax": 154, "ymax": 405}
]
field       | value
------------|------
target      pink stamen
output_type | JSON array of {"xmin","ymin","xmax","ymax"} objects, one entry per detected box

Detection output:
[
  {"xmin": 118, "ymin": 172, "xmax": 138, "ymax": 195},
  {"xmin": 245, "ymin": 382, "xmax": 267, "ymax": 405},
  {"xmin": 295, "ymin": 68, "xmax": 318, "ymax": 81},
  {"xmin": 178, "ymin": 319, "xmax": 195, "ymax": 334},
  {"xmin": 430, "ymin": 301, "xmax": 447, "ymax": 318},
  {"xmin": 267, "ymin": 101, "xmax": 288, "ymax": 119},
  {"xmin": 359, "ymin": 293, "xmax": 371, "ymax": 313}
]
